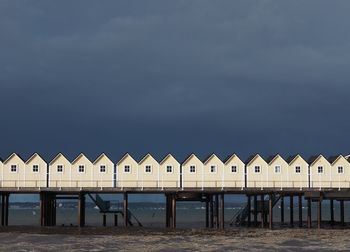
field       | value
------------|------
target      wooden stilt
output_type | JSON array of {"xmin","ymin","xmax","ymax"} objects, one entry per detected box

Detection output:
[
  {"xmin": 171, "ymin": 194, "xmax": 176, "ymax": 228},
  {"xmin": 205, "ymin": 199, "xmax": 209, "ymax": 228},
  {"xmin": 4, "ymin": 194, "xmax": 9, "ymax": 226},
  {"xmin": 210, "ymin": 195, "xmax": 214, "ymax": 228},
  {"xmin": 114, "ymin": 214, "xmax": 118, "ymax": 226},
  {"xmin": 280, "ymin": 196, "xmax": 284, "ymax": 224},
  {"xmin": 123, "ymin": 193, "xmax": 128, "ymax": 227},
  {"xmin": 340, "ymin": 200, "xmax": 345, "ymax": 226},
  {"xmin": 330, "ymin": 199, "xmax": 334, "ymax": 226},
  {"xmin": 253, "ymin": 195, "xmax": 257, "ymax": 226},
  {"xmin": 290, "ymin": 195, "xmax": 294, "ymax": 227},
  {"xmin": 78, "ymin": 192, "xmax": 85, "ymax": 227},
  {"xmin": 165, "ymin": 194, "xmax": 169, "ymax": 228},
  {"xmin": 298, "ymin": 194, "xmax": 302, "ymax": 227},
  {"xmin": 269, "ymin": 194, "xmax": 273, "ymax": 230},
  {"xmin": 103, "ymin": 214, "xmax": 106, "ymax": 226},
  {"xmin": 215, "ymin": 194, "xmax": 219, "ymax": 229},
  {"xmin": 219, "ymin": 193, "xmax": 224, "ymax": 229},
  {"xmin": 261, "ymin": 194, "xmax": 265, "ymax": 228},
  {"xmin": 247, "ymin": 195, "xmax": 251, "ymax": 227},
  {"xmin": 307, "ymin": 198, "xmax": 312, "ymax": 228},
  {"xmin": 1, "ymin": 194, "xmax": 4, "ymax": 226},
  {"xmin": 317, "ymin": 199, "xmax": 322, "ymax": 229}
]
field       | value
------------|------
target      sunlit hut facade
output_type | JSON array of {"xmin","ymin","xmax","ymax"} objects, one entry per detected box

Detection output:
[
  {"xmin": 159, "ymin": 154, "xmax": 180, "ymax": 188},
  {"xmin": 2, "ymin": 153, "xmax": 26, "ymax": 188},
  {"xmin": 223, "ymin": 154, "xmax": 245, "ymax": 188},
  {"xmin": 49, "ymin": 153, "xmax": 71, "ymax": 188},
  {"xmin": 328, "ymin": 155, "xmax": 350, "ymax": 188},
  {"xmin": 182, "ymin": 154, "xmax": 204, "ymax": 188},
  {"xmin": 266, "ymin": 154, "xmax": 289, "ymax": 188},
  {"xmin": 92, "ymin": 153, "xmax": 114, "ymax": 188},
  {"xmin": 71, "ymin": 153, "xmax": 93, "ymax": 188},
  {"xmin": 308, "ymin": 154, "xmax": 331, "ymax": 188},
  {"xmin": 246, "ymin": 154, "xmax": 269, "ymax": 188},
  {"xmin": 138, "ymin": 153, "xmax": 159, "ymax": 188},
  {"xmin": 203, "ymin": 154, "xmax": 224, "ymax": 188},
  {"xmin": 25, "ymin": 153, "xmax": 47, "ymax": 188},
  {"xmin": 116, "ymin": 153, "xmax": 138, "ymax": 188},
  {"xmin": 286, "ymin": 154, "xmax": 309, "ymax": 188}
]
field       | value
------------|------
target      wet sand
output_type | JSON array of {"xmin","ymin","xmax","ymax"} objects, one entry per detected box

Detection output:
[{"xmin": 0, "ymin": 226, "xmax": 349, "ymax": 251}]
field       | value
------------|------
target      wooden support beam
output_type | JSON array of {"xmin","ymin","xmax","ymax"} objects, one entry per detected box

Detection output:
[
  {"xmin": 290, "ymin": 195, "xmax": 294, "ymax": 227},
  {"xmin": 4, "ymin": 194, "xmax": 9, "ymax": 226},
  {"xmin": 247, "ymin": 195, "xmax": 251, "ymax": 227},
  {"xmin": 123, "ymin": 193, "xmax": 128, "ymax": 227},
  {"xmin": 210, "ymin": 195, "xmax": 214, "ymax": 228},
  {"xmin": 307, "ymin": 198, "xmax": 312, "ymax": 228},
  {"xmin": 340, "ymin": 200, "xmax": 345, "ymax": 226},
  {"xmin": 280, "ymin": 196, "xmax": 284, "ymax": 225},
  {"xmin": 171, "ymin": 194, "xmax": 176, "ymax": 229},
  {"xmin": 298, "ymin": 194, "xmax": 302, "ymax": 228},
  {"xmin": 330, "ymin": 199, "xmax": 334, "ymax": 226},
  {"xmin": 103, "ymin": 214, "xmax": 107, "ymax": 226},
  {"xmin": 269, "ymin": 194, "xmax": 273, "ymax": 230},
  {"xmin": 78, "ymin": 193, "xmax": 85, "ymax": 227},
  {"xmin": 165, "ymin": 194, "xmax": 169, "ymax": 228},
  {"xmin": 261, "ymin": 194, "xmax": 265, "ymax": 228},
  {"xmin": 317, "ymin": 199, "xmax": 322, "ymax": 229},
  {"xmin": 219, "ymin": 193, "xmax": 224, "ymax": 229},
  {"xmin": 205, "ymin": 200, "xmax": 209, "ymax": 228},
  {"xmin": 253, "ymin": 195, "xmax": 257, "ymax": 226},
  {"xmin": 114, "ymin": 214, "xmax": 118, "ymax": 226},
  {"xmin": 215, "ymin": 194, "xmax": 219, "ymax": 229},
  {"xmin": 1, "ymin": 194, "xmax": 4, "ymax": 226}
]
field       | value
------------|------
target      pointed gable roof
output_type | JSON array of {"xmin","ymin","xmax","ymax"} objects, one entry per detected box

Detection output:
[
  {"xmin": 71, "ymin": 153, "xmax": 92, "ymax": 165},
  {"xmin": 3, "ymin": 153, "xmax": 25, "ymax": 164},
  {"xmin": 117, "ymin": 153, "xmax": 136, "ymax": 165},
  {"xmin": 266, "ymin": 154, "xmax": 286, "ymax": 165},
  {"xmin": 203, "ymin": 153, "xmax": 222, "ymax": 165},
  {"xmin": 138, "ymin": 153, "xmax": 157, "ymax": 164},
  {"xmin": 307, "ymin": 154, "xmax": 327, "ymax": 166},
  {"xmin": 328, "ymin": 155, "xmax": 349, "ymax": 165},
  {"xmin": 49, "ymin": 153, "xmax": 69, "ymax": 165},
  {"xmin": 182, "ymin": 153, "xmax": 201, "ymax": 165},
  {"xmin": 286, "ymin": 154, "xmax": 307, "ymax": 165},
  {"xmin": 159, "ymin": 154, "xmax": 179, "ymax": 165},
  {"xmin": 93, "ymin": 153, "xmax": 113, "ymax": 165},
  {"xmin": 245, "ymin": 154, "xmax": 265, "ymax": 166},
  {"xmin": 26, "ymin": 152, "xmax": 47, "ymax": 164},
  {"xmin": 223, "ymin": 153, "xmax": 243, "ymax": 165}
]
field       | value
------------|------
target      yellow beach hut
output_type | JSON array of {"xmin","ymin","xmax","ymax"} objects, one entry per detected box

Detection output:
[
  {"xmin": 25, "ymin": 153, "xmax": 47, "ymax": 188},
  {"xmin": 223, "ymin": 154, "xmax": 245, "ymax": 188},
  {"xmin": 2, "ymin": 153, "xmax": 26, "ymax": 188},
  {"xmin": 92, "ymin": 153, "xmax": 115, "ymax": 188},
  {"xmin": 159, "ymin": 154, "xmax": 181, "ymax": 188}
]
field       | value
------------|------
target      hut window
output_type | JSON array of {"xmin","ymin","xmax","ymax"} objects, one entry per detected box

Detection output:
[
  {"xmin": 190, "ymin": 165, "xmax": 196, "ymax": 173},
  {"xmin": 78, "ymin": 165, "xmax": 85, "ymax": 173},
  {"xmin": 124, "ymin": 165, "xmax": 131, "ymax": 173},
  {"xmin": 317, "ymin": 166, "xmax": 323, "ymax": 174},
  {"xmin": 166, "ymin": 165, "xmax": 173, "ymax": 173},
  {"xmin": 32, "ymin": 165, "xmax": 39, "ymax": 173},
  {"xmin": 210, "ymin": 165, "xmax": 216, "ymax": 173},
  {"xmin": 231, "ymin": 166, "xmax": 237, "ymax": 173},
  {"xmin": 57, "ymin": 165, "xmax": 63, "ymax": 173},
  {"xmin": 100, "ymin": 165, "xmax": 106, "ymax": 173},
  {"xmin": 295, "ymin": 166, "xmax": 301, "ymax": 173},
  {"xmin": 10, "ymin": 165, "xmax": 17, "ymax": 172},
  {"xmin": 338, "ymin": 166, "xmax": 344, "ymax": 174},
  {"xmin": 254, "ymin": 166, "xmax": 260, "ymax": 173},
  {"xmin": 145, "ymin": 165, "xmax": 152, "ymax": 173},
  {"xmin": 274, "ymin": 165, "xmax": 281, "ymax": 173}
]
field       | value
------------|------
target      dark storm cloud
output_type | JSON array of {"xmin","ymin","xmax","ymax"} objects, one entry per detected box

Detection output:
[{"xmin": 1, "ymin": 0, "xmax": 350, "ymax": 162}]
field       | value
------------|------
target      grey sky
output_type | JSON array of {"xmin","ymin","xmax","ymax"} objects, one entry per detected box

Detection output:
[{"xmin": 1, "ymin": 0, "xmax": 350, "ymax": 162}]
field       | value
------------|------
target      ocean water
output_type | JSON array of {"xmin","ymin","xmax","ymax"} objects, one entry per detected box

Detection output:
[{"xmin": 6, "ymin": 200, "xmax": 350, "ymax": 228}]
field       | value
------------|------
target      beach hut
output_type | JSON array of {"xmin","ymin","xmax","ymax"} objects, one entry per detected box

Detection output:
[
  {"xmin": 181, "ymin": 153, "xmax": 204, "ymax": 189},
  {"xmin": 308, "ymin": 154, "xmax": 331, "ymax": 189},
  {"xmin": 328, "ymin": 155, "xmax": 350, "ymax": 189},
  {"xmin": 203, "ymin": 154, "xmax": 224, "ymax": 188},
  {"xmin": 2, "ymin": 153, "xmax": 26, "ymax": 188},
  {"xmin": 116, "ymin": 153, "xmax": 139, "ymax": 188},
  {"xmin": 138, "ymin": 153, "xmax": 159, "ymax": 188},
  {"xmin": 286, "ymin": 154, "xmax": 309, "ymax": 189},
  {"xmin": 92, "ymin": 153, "xmax": 115, "ymax": 188},
  {"xmin": 246, "ymin": 154, "xmax": 269, "ymax": 188},
  {"xmin": 159, "ymin": 154, "xmax": 181, "ymax": 188},
  {"xmin": 49, "ymin": 153, "xmax": 72, "ymax": 188},
  {"xmin": 25, "ymin": 153, "xmax": 47, "ymax": 188},
  {"xmin": 71, "ymin": 153, "xmax": 93, "ymax": 188},
  {"xmin": 223, "ymin": 154, "xmax": 245, "ymax": 188},
  {"xmin": 266, "ymin": 154, "xmax": 289, "ymax": 189}
]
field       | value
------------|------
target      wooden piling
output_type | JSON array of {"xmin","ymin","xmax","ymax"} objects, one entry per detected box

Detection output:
[
  {"xmin": 247, "ymin": 195, "xmax": 251, "ymax": 227},
  {"xmin": 210, "ymin": 195, "xmax": 214, "ymax": 228},
  {"xmin": 298, "ymin": 194, "xmax": 302, "ymax": 227},
  {"xmin": 330, "ymin": 199, "xmax": 334, "ymax": 226},
  {"xmin": 253, "ymin": 195, "xmax": 257, "ymax": 226},
  {"xmin": 307, "ymin": 198, "xmax": 312, "ymax": 228},
  {"xmin": 269, "ymin": 194, "xmax": 273, "ymax": 230},
  {"xmin": 261, "ymin": 194, "xmax": 265, "ymax": 228},
  {"xmin": 171, "ymin": 194, "xmax": 176, "ymax": 228},
  {"xmin": 123, "ymin": 193, "xmax": 128, "ymax": 227},
  {"xmin": 219, "ymin": 193, "xmax": 224, "ymax": 229},
  {"xmin": 205, "ymin": 199, "xmax": 209, "ymax": 228},
  {"xmin": 1, "ymin": 194, "xmax": 4, "ymax": 226},
  {"xmin": 78, "ymin": 192, "xmax": 85, "ymax": 227},
  {"xmin": 4, "ymin": 194, "xmax": 9, "ymax": 226},
  {"xmin": 215, "ymin": 194, "xmax": 219, "ymax": 229},
  {"xmin": 317, "ymin": 199, "xmax": 322, "ymax": 229},
  {"xmin": 290, "ymin": 195, "xmax": 294, "ymax": 227},
  {"xmin": 280, "ymin": 196, "xmax": 284, "ymax": 225},
  {"xmin": 103, "ymin": 214, "xmax": 106, "ymax": 226},
  {"xmin": 340, "ymin": 200, "xmax": 345, "ymax": 226},
  {"xmin": 114, "ymin": 214, "xmax": 118, "ymax": 226}
]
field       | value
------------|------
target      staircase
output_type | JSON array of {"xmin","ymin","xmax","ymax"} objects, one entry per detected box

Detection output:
[
  {"xmin": 230, "ymin": 194, "xmax": 281, "ymax": 226},
  {"xmin": 87, "ymin": 193, "xmax": 142, "ymax": 227}
]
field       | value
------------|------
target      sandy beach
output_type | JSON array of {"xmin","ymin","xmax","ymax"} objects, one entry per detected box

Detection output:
[{"xmin": 0, "ymin": 226, "xmax": 348, "ymax": 251}]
